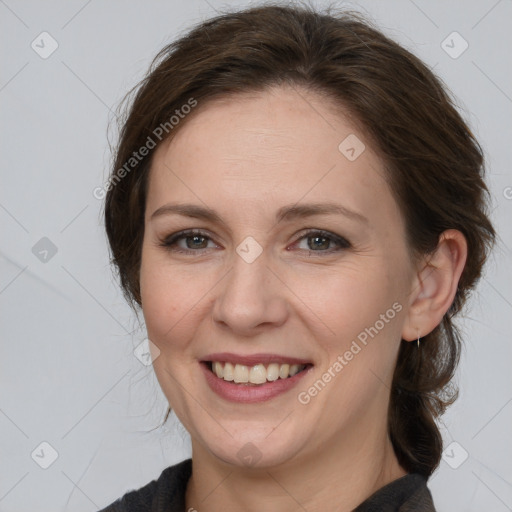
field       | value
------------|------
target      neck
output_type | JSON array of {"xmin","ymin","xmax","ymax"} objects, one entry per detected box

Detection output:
[{"xmin": 185, "ymin": 421, "xmax": 407, "ymax": 512}]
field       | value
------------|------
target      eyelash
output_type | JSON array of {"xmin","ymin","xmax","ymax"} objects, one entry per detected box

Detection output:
[{"xmin": 159, "ymin": 229, "xmax": 351, "ymax": 256}]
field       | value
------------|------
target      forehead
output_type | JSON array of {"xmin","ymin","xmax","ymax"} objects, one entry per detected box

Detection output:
[{"xmin": 146, "ymin": 85, "xmax": 399, "ymax": 229}]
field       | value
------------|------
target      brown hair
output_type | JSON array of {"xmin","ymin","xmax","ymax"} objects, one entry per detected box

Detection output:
[{"xmin": 104, "ymin": 2, "xmax": 495, "ymax": 477}]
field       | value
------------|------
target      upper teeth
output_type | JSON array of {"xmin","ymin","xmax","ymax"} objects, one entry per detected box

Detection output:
[{"xmin": 211, "ymin": 362, "xmax": 306, "ymax": 384}]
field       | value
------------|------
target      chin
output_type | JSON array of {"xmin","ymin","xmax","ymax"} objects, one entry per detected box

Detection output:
[{"xmin": 195, "ymin": 421, "xmax": 309, "ymax": 470}]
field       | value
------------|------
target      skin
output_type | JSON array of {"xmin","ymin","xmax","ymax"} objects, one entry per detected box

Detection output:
[{"xmin": 139, "ymin": 85, "xmax": 467, "ymax": 512}]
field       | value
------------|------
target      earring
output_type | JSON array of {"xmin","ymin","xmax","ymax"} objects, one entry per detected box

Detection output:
[{"xmin": 417, "ymin": 334, "xmax": 421, "ymax": 348}]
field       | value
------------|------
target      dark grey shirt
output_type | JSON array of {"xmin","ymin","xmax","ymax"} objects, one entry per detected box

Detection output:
[{"xmin": 98, "ymin": 458, "xmax": 436, "ymax": 511}]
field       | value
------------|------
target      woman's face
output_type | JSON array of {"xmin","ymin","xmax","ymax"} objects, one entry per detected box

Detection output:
[{"xmin": 140, "ymin": 85, "xmax": 416, "ymax": 469}]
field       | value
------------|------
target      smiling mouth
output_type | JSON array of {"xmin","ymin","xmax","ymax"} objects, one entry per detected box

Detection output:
[{"xmin": 203, "ymin": 361, "xmax": 313, "ymax": 386}]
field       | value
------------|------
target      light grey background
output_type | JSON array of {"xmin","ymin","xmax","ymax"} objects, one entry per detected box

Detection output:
[{"xmin": 1, "ymin": 1, "xmax": 511, "ymax": 511}]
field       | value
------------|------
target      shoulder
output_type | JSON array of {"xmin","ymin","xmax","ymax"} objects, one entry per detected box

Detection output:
[
  {"xmin": 97, "ymin": 458, "xmax": 192, "ymax": 512},
  {"xmin": 354, "ymin": 473, "xmax": 437, "ymax": 511}
]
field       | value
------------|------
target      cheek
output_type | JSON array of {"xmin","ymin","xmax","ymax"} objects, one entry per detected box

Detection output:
[
  {"xmin": 139, "ymin": 250, "xmax": 187, "ymax": 352},
  {"xmin": 312, "ymin": 261, "xmax": 406, "ymax": 382},
  {"xmin": 319, "ymin": 276, "xmax": 403, "ymax": 375},
  {"xmin": 321, "ymin": 264, "xmax": 399, "ymax": 330},
  {"xmin": 139, "ymin": 247, "xmax": 221, "ymax": 359}
]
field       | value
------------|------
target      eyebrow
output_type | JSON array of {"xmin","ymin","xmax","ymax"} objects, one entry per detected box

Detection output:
[{"xmin": 150, "ymin": 201, "xmax": 368, "ymax": 225}]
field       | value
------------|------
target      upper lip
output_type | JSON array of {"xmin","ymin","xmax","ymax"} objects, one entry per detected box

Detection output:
[{"xmin": 201, "ymin": 352, "xmax": 313, "ymax": 366}]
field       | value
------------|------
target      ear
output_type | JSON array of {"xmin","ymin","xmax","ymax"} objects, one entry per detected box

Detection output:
[{"xmin": 402, "ymin": 229, "xmax": 468, "ymax": 342}]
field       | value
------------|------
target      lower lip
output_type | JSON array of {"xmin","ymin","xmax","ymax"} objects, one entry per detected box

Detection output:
[{"xmin": 200, "ymin": 362, "xmax": 312, "ymax": 403}]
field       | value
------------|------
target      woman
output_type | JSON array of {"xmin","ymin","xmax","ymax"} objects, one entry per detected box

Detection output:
[{"xmin": 98, "ymin": 3, "xmax": 495, "ymax": 511}]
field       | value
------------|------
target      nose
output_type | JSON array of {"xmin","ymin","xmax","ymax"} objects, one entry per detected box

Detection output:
[{"xmin": 212, "ymin": 248, "xmax": 289, "ymax": 336}]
